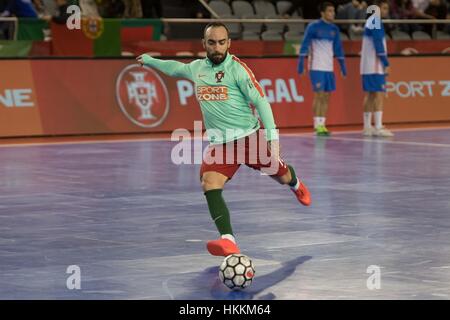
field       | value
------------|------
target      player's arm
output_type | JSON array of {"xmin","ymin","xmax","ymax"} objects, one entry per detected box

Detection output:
[
  {"xmin": 137, "ymin": 54, "xmax": 192, "ymax": 80},
  {"xmin": 372, "ymin": 27, "xmax": 390, "ymax": 74},
  {"xmin": 298, "ymin": 24, "xmax": 314, "ymax": 75},
  {"xmin": 333, "ymin": 27, "xmax": 347, "ymax": 77},
  {"xmin": 235, "ymin": 61, "xmax": 280, "ymax": 156}
]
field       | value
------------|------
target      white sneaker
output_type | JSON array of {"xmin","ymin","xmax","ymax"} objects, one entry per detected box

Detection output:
[
  {"xmin": 373, "ymin": 127, "xmax": 394, "ymax": 137},
  {"xmin": 363, "ymin": 127, "xmax": 375, "ymax": 137}
]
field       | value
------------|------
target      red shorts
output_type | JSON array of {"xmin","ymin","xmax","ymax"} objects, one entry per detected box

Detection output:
[{"xmin": 200, "ymin": 130, "xmax": 289, "ymax": 180}]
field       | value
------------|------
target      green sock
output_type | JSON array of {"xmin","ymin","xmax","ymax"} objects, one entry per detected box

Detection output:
[
  {"xmin": 204, "ymin": 189, "xmax": 233, "ymax": 236},
  {"xmin": 287, "ymin": 164, "xmax": 298, "ymax": 187}
]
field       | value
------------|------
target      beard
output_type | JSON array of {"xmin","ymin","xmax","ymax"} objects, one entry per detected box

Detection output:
[{"xmin": 207, "ymin": 51, "xmax": 227, "ymax": 65}]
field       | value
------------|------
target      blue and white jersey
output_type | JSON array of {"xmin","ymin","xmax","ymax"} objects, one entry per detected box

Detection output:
[
  {"xmin": 360, "ymin": 19, "xmax": 389, "ymax": 75},
  {"xmin": 298, "ymin": 19, "xmax": 346, "ymax": 75},
  {"xmin": 1, "ymin": 0, "xmax": 38, "ymax": 18}
]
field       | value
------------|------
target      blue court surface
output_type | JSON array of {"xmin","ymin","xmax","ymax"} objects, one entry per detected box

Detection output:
[{"xmin": 0, "ymin": 127, "xmax": 449, "ymax": 300}]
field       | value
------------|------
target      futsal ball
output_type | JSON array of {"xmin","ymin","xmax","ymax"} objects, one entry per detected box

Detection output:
[{"xmin": 219, "ymin": 254, "xmax": 255, "ymax": 289}]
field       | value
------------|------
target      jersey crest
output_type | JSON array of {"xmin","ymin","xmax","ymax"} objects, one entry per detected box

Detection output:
[{"xmin": 215, "ymin": 71, "xmax": 225, "ymax": 83}]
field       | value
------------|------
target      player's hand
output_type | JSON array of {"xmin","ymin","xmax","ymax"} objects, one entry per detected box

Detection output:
[
  {"xmin": 341, "ymin": 72, "xmax": 347, "ymax": 79},
  {"xmin": 136, "ymin": 55, "xmax": 144, "ymax": 66},
  {"xmin": 384, "ymin": 66, "xmax": 390, "ymax": 76},
  {"xmin": 136, "ymin": 54, "xmax": 151, "ymax": 67}
]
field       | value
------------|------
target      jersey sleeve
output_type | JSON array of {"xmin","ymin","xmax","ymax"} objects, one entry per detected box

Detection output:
[
  {"xmin": 333, "ymin": 27, "xmax": 347, "ymax": 76},
  {"xmin": 371, "ymin": 25, "xmax": 390, "ymax": 68},
  {"xmin": 140, "ymin": 54, "xmax": 193, "ymax": 80},
  {"xmin": 234, "ymin": 58, "xmax": 279, "ymax": 141},
  {"xmin": 298, "ymin": 23, "xmax": 314, "ymax": 74}
]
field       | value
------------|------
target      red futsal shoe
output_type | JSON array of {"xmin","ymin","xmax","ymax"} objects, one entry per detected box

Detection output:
[
  {"xmin": 292, "ymin": 181, "xmax": 311, "ymax": 206},
  {"xmin": 206, "ymin": 239, "xmax": 240, "ymax": 257}
]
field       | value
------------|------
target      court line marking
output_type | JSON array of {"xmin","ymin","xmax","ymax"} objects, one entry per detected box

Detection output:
[
  {"xmin": 321, "ymin": 136, "xmax": 450, "ymax": 148},
  {"xmin": 162, "ymin": 277, "xmax": 175, "ymax": 300},
  {"xmin": 281, "ymin": 125, "xmax": 450, "ymax": 137},
  {"xmin": 0, "ymin": 136, "xmax": 176, "ymax": 148},
  {"xmin": 0, "ymin": 126, "xmax": 449, "ymax": 148},
  {"xmin": 265, "ymin": 239, "xmax": 362, "ymax": 250}
]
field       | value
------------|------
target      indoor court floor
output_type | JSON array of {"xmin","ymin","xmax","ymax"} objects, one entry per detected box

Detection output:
[{"xmin": 0, "ymin": 127, "xmax": 449, "ymax": 299}]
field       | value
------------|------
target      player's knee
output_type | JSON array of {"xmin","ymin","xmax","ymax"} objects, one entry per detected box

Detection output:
[
  {"xmin": 200, "ymin": 177, "xmax": 211, "ymax": 190},
  {"xmin": 369, "ymin": 92, "xmax": 377, "ymax": 100},
  {"xmin": 320, "ymin": 92, "xmax": 329, "ymax": 102},
  {"xmin": 201, "ymin": 174, "xmax": 226, "ymax": 191}
]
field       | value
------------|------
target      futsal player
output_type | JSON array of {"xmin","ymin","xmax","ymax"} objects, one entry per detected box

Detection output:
[
  {"xmin": 298, "ymin": 2, "xmax": 347, "ymax": 136},
  {"xmin": 361, "ymin": 0, "xmax": 394, "ymax": 137},
  {"xmin": 137, "ymin": 23, "xmax": 311, "ymax": 257}
]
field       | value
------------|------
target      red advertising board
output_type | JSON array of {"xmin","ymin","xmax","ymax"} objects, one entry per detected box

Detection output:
[{"xmin": 0, "ymin": 56, "xmax": 449, "ymax": 138}]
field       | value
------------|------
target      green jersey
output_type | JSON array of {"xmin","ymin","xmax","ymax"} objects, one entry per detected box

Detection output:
[{"xmin": 140, "ymin": 53, "xmax": 278, "ymax": 144}]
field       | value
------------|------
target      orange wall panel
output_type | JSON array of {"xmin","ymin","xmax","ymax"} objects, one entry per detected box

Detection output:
[{"xmin": 0, "ymin": 56, "xmax": 449, "ymax": 138}]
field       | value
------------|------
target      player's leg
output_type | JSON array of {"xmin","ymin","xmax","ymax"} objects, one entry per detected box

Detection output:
[
  {"xmin": 314, "ymin": 92, "xmax": 329, "ymax": 136},
  {"xmin": 372, "ymin": 75, "xmax": 393, "ymax": 137},
  {"xmin": 321, "ymin": 92, "xmax": 331, "ymax": 132},
  {"xmin": 201, "ymin": 171, "xmax": 232, "ymax": 238},
  {"xmin": 201, "ymin": 171, "xmax": 241, "ymax": 256},
  {"xmin": 318, "ymin": 71, "xmax": 336, "ymax": 135},
  {"xmin": 363, "ymin": 92, "xmax": 376, "ymax": 136},
  {"xmin": 270, "ymin": 163, "xmax": 311, "ymax": 206},
  {"xmin": 246, "ymin": 131, "xmax": 311, "ymax": 206},
  {"xmin": 200, "ymin": 144, "xmax": 241, "ymax": 256},
  {"xmin": 315, "ymin": 92, "xmax": 330, "ymax": 136},
  {"xmin": 202, "ymin": 171, "xmax": 228, "ymax": 191},
  {"xmin": 312, "ymin": 92, "xmax": 321, "ymax": 132},
  {"xmin": 310, "ymin": 70, "xmax": 327, "ymax": 135}
]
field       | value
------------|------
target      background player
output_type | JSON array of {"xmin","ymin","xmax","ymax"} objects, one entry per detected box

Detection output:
[
  {"xmin": 361, "ymin": 0, "xmax": 394, "ymax": 137},
  {"xmin": 137, "ymin": 22, "xmax": 311, "ymax": 257},
  {"xmin": 298, "ymin": 2, "xmax": 347, "ymax": 136}
]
